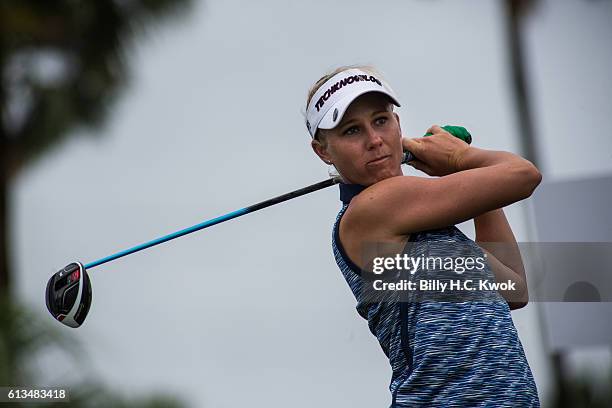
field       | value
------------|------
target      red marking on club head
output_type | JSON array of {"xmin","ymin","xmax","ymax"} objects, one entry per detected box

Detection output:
[
  {"xmin": 58, "ymin": 314, "xmax": 65, "ymax": 321},
  {"xmin": 71, "ymin": 270, "xmax": 80, "ymax": 281}
]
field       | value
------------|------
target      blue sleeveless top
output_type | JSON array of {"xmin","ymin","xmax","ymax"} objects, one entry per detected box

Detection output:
[{"xmin": 332, "ymin": 184, "xmax": 540, "ymax": 407}]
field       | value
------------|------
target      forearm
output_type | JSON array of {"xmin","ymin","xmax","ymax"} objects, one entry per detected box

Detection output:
[
  {"xmin": 456, "ymin": 147, "xmax": 542, "ymax": 204},
  {"xmin": 480, "ymin": 248, "xmax": 528, "ymax": 309},
  {"xmin": 458, "ymin": 147, "xmax": 534, "ymax": 171},
  {"xmin": 475, "ymin": 209, "xmax": 523, "ymax": 274},
  {"xmin": 474, "ymin": 209, "xmax": 528, "ymax": 308}
]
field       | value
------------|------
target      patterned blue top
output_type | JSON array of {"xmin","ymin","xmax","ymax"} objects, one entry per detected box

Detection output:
[{"xmin": 332, "ymin": 184, "xmax": 540, "ymax": 407}]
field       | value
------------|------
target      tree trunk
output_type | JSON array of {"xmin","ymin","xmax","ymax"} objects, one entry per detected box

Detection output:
[
  {"xmin": 504, "ymin": 0, "xmax": 540, "ymax": 167},
  {"xmin": 0, "ymin": 130, "xmax": 10, "ymax": 300},
  {"xmin": 0, "ymin": 25, "xmax": 11, "ymax": 299}
]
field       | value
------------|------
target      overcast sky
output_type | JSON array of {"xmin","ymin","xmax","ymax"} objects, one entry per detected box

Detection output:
[{"xmin": 13, "ymin": 0, "xmax": 612, "ymax": 406}]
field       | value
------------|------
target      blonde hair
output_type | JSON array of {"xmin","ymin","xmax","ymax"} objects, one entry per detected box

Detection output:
[
  {"xmin": 305, "ymin": 65, "xmax": 389, "ymax": 141},
  {"xmin": 305, "ymin": 64, "xmax": 383, "ymax": 109}
]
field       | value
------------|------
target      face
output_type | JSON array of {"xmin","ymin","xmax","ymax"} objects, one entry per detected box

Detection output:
[{"xmin": 311, "ymin": 92, "xmax": 403, "ymax": 186}]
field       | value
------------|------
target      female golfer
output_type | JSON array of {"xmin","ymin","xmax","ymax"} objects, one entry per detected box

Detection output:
[{"xmin": 306, "ymin": 66, "xmax": 541, "ymax": 407}]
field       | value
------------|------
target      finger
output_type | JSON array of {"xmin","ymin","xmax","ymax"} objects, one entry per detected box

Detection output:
[
  {"xmin": 426, "ymin": 124, "xmax": 443, "ymax": 135},
  {"xmin": 408, "ymin": 159, "xmax": 432, "ymax": 174},
  {"xmin": 403, "ymin": 138, "xmax": 423, "ymax": 156},
  {"xmin": 407, "ymin": 160, "xmax": 420, "ymax": 169}
]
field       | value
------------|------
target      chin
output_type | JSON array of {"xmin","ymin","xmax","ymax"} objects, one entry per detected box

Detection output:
[
  {"xmin": 366, "ymin": 171, "xmax": 395, "ymax": 185},
  {"xmin": 372, "ymin": 166, "xmax": 402, "ymax": 183},
  {"xmin": 346, "ymin": 163, "xmax": 401, "ymax": 185}
]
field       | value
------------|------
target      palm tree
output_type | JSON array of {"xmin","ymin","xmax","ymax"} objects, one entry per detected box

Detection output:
[
  {"xmin": 503, "ymin": 1, "xmax": 612, "ymax": 406},
  {"xmin": 0, "ymin": 0, "xmax": 192, "ymax": 299},
  {"xmin": 1, "ymin": 1, "xmax": 193, "ymax": 405},
  {"xmin": 0, "ymin": 296, "xmax": 187, "ymax": 407},
  {"xmin": 503, "ymin": 0, "xmax": 539, "ymax": 166}
]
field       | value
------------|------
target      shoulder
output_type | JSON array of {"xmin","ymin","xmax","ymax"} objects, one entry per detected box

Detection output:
[
  {"xmin": 341, "ymin": 176, "xmax": 427, "ymax": 243},
  {"xmin": 346, "ymin": 175, "xmax": 430, "ymax": 228}
]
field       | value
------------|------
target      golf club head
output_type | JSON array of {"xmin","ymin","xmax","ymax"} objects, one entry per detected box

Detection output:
[{"xmin": 45, "ymin": 262, "xmax": 92, "ymax": 328}]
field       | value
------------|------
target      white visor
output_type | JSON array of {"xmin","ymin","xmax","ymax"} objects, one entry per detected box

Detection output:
[{"xmin": 306, "ymin": 68, "xmax": 400, "ymax": 138}]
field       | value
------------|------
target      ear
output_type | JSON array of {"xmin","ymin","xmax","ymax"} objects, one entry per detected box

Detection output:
[
  {"xmin": 311, "ymin": 138, "xmax": 333, "ymax": 165},
  {"xmin": 393, "ymin": 112, "xmax": 402, "ymax": 136}
]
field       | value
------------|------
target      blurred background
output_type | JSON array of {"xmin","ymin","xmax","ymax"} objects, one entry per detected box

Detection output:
[{"xmin": 1, "ymin": 0, "xmax": 611, "ymax": 407}]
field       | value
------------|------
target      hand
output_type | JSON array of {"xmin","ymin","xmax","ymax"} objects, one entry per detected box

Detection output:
[{"xmin": 402, "ymin": 125, "xmax": 471, "ymax": 176}]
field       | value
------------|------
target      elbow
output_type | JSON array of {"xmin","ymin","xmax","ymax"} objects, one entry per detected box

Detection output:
[
  {"xmin": 513, "ymin": 161, "xmax": 542, "ymax": 199},
  {"xmin": 508, "ymin": 282, "xmax": 529, "ymax": 310},
  {"xmin": 527, "ymin": 162, "xmax": 543, "ymax": 193},
  {"xmin": 508, "ymin": 298, "xmax": 528, "ymax": 310}
]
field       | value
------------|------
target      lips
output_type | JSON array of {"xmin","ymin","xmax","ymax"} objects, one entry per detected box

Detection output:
[{"xmin": 367, "ymin": 155, "xmax": 390, "ymax": 165}]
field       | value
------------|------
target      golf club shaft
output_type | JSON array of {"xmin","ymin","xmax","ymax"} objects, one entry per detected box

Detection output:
[
  {"xmin": 85, "ymin": 127, "xmax": 471, "ymax": 270},
  {"xmin": 85, "ymin": 177, "xmax": 340, "ymax": 269}
]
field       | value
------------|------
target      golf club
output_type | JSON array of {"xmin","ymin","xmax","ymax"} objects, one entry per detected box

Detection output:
[{"xmin": 45, "ymin": 126, "xmax": 471, "ymax": 328}]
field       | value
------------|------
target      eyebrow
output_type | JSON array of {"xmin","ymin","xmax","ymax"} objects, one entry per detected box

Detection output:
[{"xmin": 338, "ymin": 109, "xmax": 391, "ymax": 129}]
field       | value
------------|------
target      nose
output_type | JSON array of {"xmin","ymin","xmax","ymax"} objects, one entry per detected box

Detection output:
[{"xmin": 364, "ymin": 125, "xmax": 384, "ymax": 150}]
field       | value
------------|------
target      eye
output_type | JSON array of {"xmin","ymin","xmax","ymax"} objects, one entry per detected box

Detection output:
[
  {"xmin": 343, "ymin": 126, "xmax": 359, "ymax": 136},
  {"xmin": 374, "ymin": 116, "xmax": 388, "ymax": 126}
]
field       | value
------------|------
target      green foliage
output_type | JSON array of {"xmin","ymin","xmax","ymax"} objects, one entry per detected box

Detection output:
[
  {"xmin": 1, "ymin": 0, "xmax": 192, "ymax": 175},
  {"xmin": 0, "ymin": 296, "xmax": 61, "ymax": 385},
  {"xmin": 1, "ymin": 2, "xmax": 195, "ymax": 406},
  {"xmin": 550, "ymin": 367, "xmax": 612, "ymax": 408},
  {"xmin": 0, "ymin": 296, "xmax": 188, "ymax": 407}
]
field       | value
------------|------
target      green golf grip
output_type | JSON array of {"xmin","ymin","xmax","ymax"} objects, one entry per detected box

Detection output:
[{"xmin": 402, "ymin": 125, "xmax": 472, "ymax": 164}]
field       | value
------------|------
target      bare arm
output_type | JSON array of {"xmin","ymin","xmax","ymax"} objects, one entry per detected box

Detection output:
[
  {"xmin": 475, "ymin": 209, "xmax": 528, "ymax": 310},
  {"xmin": 347, "ymin": 127, "xmax": 542, "ymax": 238}
]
